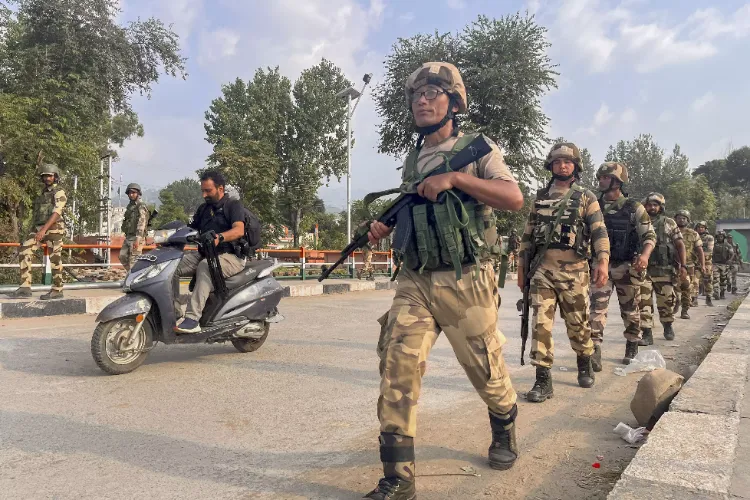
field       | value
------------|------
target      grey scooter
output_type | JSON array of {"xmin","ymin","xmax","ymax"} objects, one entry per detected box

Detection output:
[{"xmin": 91, "ymin": 224, "xmax": 284, "ymax": 375}]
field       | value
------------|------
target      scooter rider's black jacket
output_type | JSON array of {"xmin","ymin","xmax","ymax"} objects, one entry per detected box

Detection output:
[{"xmin": 189, "ymin": 196, "xmax": 245, "ymax": 256}]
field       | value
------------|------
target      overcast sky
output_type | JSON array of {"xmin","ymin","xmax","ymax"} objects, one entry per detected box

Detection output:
[{"xmin": 116, "ymin": 0, "xmax": 750, "ymax": 209}]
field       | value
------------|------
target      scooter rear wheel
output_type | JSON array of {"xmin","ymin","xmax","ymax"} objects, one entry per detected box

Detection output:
[
  {"xmin": 231, "ymin": 323, "xmax": 270, "ymax": 353},
  {"xmin": 91, "ymin": 318, "xmax": 153, "ymax": 375}
]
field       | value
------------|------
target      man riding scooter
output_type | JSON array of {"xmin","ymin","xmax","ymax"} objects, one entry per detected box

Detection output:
[{"xmin": 174, "ymin": 170, "xmax": 246, "ymax": 334}]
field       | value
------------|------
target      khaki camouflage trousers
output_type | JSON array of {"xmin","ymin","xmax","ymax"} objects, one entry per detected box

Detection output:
[
  {"xmin": 589, "ymin": 262, "xmax": 643, "ymax": 343},
  {"xmin": 675, "ymin": 266, "xmax": 695, "ymax": 310},
  {"xmin": 530, "ymin": 266, "xmax": 594, "ymax": 368},
  {"xmin": 119, "ymin": 237, "xmax": 142, "ymax": 272},
  {"xmin": 730, "ymin": 264, "xmax": 738, "ymax": 290},
  {"xmin": 18, "ymin": 228, "xmax": 65, "ymax": 292},
  {"xmin": 357, "ymin": 247, "xmax": 374, "ymax": 280},
  {"xmin": 698, "ymin": 261, "xmax": 713, "ymax": 297},
  {"xmin": 640, "ymin": 270, "xmax": 675, "ymax": 328},
  {"xmin": 377, "ymin": 263, "xmax": 517, "ymax": 439},
  {"xmin": 713, "ymin": 264, "xmax": 730, "ymax": 297}
]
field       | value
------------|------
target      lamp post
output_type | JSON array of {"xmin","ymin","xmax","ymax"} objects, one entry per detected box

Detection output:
[{"xmin": 336, "ymin": 73, "xmax": 372, "ymax": 276}]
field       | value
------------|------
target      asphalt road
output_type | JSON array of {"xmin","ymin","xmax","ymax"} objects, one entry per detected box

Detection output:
[{"xmin": 0, "ymin": 283, "xmax": 727, "ymax": 499}]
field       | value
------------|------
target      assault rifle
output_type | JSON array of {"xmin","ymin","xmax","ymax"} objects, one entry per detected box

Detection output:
[
  {"xmin": 199, "ymin": 230, "xmax": 228, "ymax": 298},
  {"xmin": 516, "ymin": 248, "xmax": 543, "ymax": 366},
  {"xmin": 318, "ymin": 134, "xmax": 494, "ymax": 282}
]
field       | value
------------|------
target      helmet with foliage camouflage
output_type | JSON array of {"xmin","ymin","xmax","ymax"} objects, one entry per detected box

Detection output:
[
  {"xmin": 643, "ymin": 192, "xmax": 666, "ymax": 213},
  {"xmin": 596, "ymin": 162, "xmax": 629, "ymax": 183},
  {"xmin": 695, "ymin": 220, "xmax": 708, "ymax": 230},
  {"xmin": 125, "ymin": 183, "xmax": 142, "ymax": 194},
  {"xmin": 716, "ymin": 230, "xmax": 726, "ymax": 241},
  {"xmin": 674, "ymin": 209, "xmax": 691, "ymax": 221},
  {"xmin": 545, "ymin": 143, "xmax": 581, "ymax": 171},
  {"xmin": 405, "ymin": 62, "xmax": 467, "ymax": 113},
  {"xmin": 727, "ymin": 232, "xmax": 734, "ymax": 241},
  {"xmin": 36, "ymin": 163, "xmax": 61, "ymax": 178}
]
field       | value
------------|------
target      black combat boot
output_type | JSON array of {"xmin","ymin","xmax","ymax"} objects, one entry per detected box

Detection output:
[
  {"xmin": 5, "ymin": 287, "xmax": 32, "ymax": 299},
  {"xmin": 591, "ymin": 343, "xmax": 602, "ymax": 372},
  {"xmin": 577, "ymin": 355, "xmax": 595, "ymax": 388},
  {"xmin": 663, "ymin": 322, "xmax": 675, "ymax": 341},
  {"xmin": 638, "ymin": 328, "xmax": 654, "ymax": 346},
  {"xmin": 488, "ymin": 406, "xmax": 519, "ymax": 470},
  {"xmin": 623, "ymin": 341, "xmax": 639, "ymax": 364},
  {"xmin": 732, "ymin": 286, "xmax": 738, "ymax": 294},
  {"xmin": 680, "ymin": 307, "xmax": 690, "ymax": 320},
  {"xmin": 720, "ymin": 290, "xmax": 726, "ymax": 299},
  {"xmin": 691, "ymin": 296, "xmax": 699, "ymax": 307},
  {"xmin": 526, "ymin": 366, "xmax": 553, "ymax": 403},
  {"xmin": 365, "ymin": 433, "xmax": 416, "ymax": 500},
  {"xmin": 706, "ymin": 296, "xmax": 714, "ymax": 307},
  {"xmin": 40, "ymin": 290, "xmax": 63, "ymax": 300}
]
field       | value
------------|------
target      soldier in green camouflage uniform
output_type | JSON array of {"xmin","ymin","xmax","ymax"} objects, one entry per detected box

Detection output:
[
  {"xmin": 695, "ymin": 221, "xmax": 714, "ymax": 306},
  {"xmin": 119, "ymin": 183, "xmax": 151, "ymax": 272},
  {"xmin": 638, "ymin": 193, "xmax": 688, "ymax": 345},
  {"xmin": 727, "ymin": 233, "xmax": 741, "ymax": 294},
  {"xmin": 519, "ymin": 143, "xmax": 610, "ymax": 403},
  {"xmin": 507, "ymin": 228, "xmax": 520, "ymax": 272},
  {"xmin": 589, "ymin": 162, "xmax": 655, "ymax": 369},
  {"xmin": 674, "ymin": 210, "xmax": 704, "ymax": 318},
  {"xmin": 365, "ymin": 62, "xmax": 525, "ymax": 499},
  {"xmin": 5, "ymin": 164, "xmax": 68, "ymax": 300},
  {"xmin": 713, "ymin": 231, "xmax": 734, "ymax": 299}
]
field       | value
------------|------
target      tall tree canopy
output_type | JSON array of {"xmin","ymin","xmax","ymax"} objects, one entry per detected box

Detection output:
[{"xmin": 373, "ymin": 13, "xmax": 558, "ymax": 185}]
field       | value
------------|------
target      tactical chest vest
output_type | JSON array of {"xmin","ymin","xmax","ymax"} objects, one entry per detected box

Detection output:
[
  {"xmin": 396, "ymin": 133, "xmax": 501, "ymax": 279},
  {"xmin": 122, "ymin": 200, "xmax": 146, "ymax": 237},
  {"xmin": 650, "ymin": 215, "xmax": 674, "ymax": 269},
  {"xmin": 714, "ymin": 242, "xmax": 733, "ymax": 264},
  {"xmin": 601, "ymin": 197, "xmax": 638, "ymax": 263},
  {"xmin": 532, "ymin": 184, "xmax": 589, "ymax": 259},
  {"xmin": 681, "ymin": 228, "xmax": 699, "ymax": 264},
  {"xmin": 33, "ymin": 186, "xmax": 63, "ymax": 227}
]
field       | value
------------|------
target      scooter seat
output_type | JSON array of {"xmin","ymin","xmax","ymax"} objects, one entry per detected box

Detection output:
[{"xmin": 224, "ymin": 260, "xmax": 275, "ymax": 290}]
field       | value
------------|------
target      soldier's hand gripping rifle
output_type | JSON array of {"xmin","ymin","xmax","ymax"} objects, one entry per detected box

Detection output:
[{"xmin": 318, "ymin": 135, "xmax": 494, "ymax": 282}]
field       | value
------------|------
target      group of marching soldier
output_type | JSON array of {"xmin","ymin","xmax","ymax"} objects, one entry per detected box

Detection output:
[{"xmin": 513, "ymin": 144, "xmax": 744, "ymax": 404}]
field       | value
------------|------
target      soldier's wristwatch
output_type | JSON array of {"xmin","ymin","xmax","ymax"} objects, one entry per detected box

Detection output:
[{"xmin": 217, "ymin": 233, "xmax": 225, "ymax": 243}]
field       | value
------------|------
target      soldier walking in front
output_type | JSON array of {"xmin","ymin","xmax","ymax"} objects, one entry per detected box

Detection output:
[
  {"xmin": 727, "ymin": 233, "xmax": 742, "ymax": 294},
  {"xmin": 674, "ymin": 210, "xmax": 704, "ymax": 319},
  {"xmin": 5, "ymin": 164, "xmax": 68, "ymax": 300},
  {"xmin": 365, "ymin": 62, "xmax": 525, "ymax": 499},
  {"xmin": 589, "ymin": 162, "xmax": 655, "ymax": 369},
  {"xmin": 638, "ymin": 193, "xmax": 687, "ymax": 345},
  {"xmin": 519, "ymin": 143, "xmax": 610, "ymax": 403},
  {"xmin": 695, "ymin": 221, "xmax": 714, "ymax": 306},
  {"xmin": 119, "ymin": 183, "xmax": 151, "ymax": 271},
  {"xmin": 713, "ymin": 231, "xmax": 734, "ymax": 299}
]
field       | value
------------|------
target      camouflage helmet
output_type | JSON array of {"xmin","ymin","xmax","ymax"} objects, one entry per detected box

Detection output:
[
  {"xmin": 36, "ymin": 163, "xmax": 61, "ymax": 177},
  {"xmin": 596, "ymin": 162, "xmax": 629, "ymax": 183},
  {"xmin": 674, "ymin": 209, "xmax": 691, "ymax": 221},
  {"xmin": 125, "ymin": 183, "xmax": 141, "ymax": 194},
  {"xmin": 727, "ymin": 232, "xmax": 734, "ymax": 241},
  {"xmin": 545, "ymin": 143, "xmax": 582, "ymax": 171},
  {"xmin": 716, "ymin": 230, "xmax": 726, "ymax": 241},
  {"xmin": 695, "ymin": 220, "xmax": 708, "ymax": 230},
  {"xmin": 405, "ymin": 62, "xmax": 467, "ymax": 113},
  {"xmin": 643, "ymin": 192, "xmax": 666, "ymax": 212}
]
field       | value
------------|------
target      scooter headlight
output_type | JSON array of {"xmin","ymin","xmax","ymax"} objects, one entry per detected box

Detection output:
[
  {"xmin": 153, "ymin": 229, "xmax": 177, "ymax": 244},
  {"xmin": 131, "ymin": 260, "xmax": 171, "ymax": 286}
]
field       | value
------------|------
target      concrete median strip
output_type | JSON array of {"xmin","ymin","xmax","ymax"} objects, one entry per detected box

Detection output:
[
  {"xmin": 0, "ymin": 280, "xmax": 398, "ymax": 319},
  {"xmin": 609, "ymin": 297, "xmax": 750, "ymax": 499}
]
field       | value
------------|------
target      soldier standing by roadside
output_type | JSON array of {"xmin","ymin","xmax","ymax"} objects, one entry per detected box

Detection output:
[
  {"xmin": 695, "ymin": 221, "xmax": 714, "ymax": 306},
  {"xmin": 727, "ymin": 233, "xmax": 742, "ymax": 294},
  {"xmin": 365, "ymin": 62, "xmax": 524, "ymax": 499},
  {"xmin": 519, "ymin": 143, "xmax": 610, "ymax": 403},
  {"xmin": 119, "ymin": 183, "xmax": 151, "ymax": 272},
  {"xmin": 507, "ymin": 228, "xmax": 520, "ymax": 272},
  {"xmin": 5, "ymin": 164, "xmax": 67, "ymax": 300},
  {"xmin": 673, "ymin": 210, "xmax": 704, "ymax": 318},
  {"xmin": 589, "ymin": 162, "xmax": 655, "ymax": 368},
  {"xmin": 713, "ymin": 231, "xmax": 734, "ymax": 299},
  {"xmin": 638, "ymin": 193, "xmax": 687, "ymax": 345}
]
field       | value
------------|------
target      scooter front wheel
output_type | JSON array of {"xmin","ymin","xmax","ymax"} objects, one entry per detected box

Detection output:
[
  {"xmin": 91, "ymin": 317, "xmax": 154, "ymax": 375},
  {"xmin": 231, "ymin": 323, "xmax": 270, "ymax": 353}
]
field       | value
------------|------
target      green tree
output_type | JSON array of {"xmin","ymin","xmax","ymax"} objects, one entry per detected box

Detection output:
[
  {"xmin": 0, "ymin": 0, "xmax": 185, "ymax": 241},
  {"xmin": 692, "ymin": 159, "xmax": 729, "ymax": 193},
  {"xmin": 373, "ymin": 13, "xmax": 557, "ymax": 185},
  {"xmin": 153, "ymin": 191, "xmax": 187, "ymax": 228},
  {"xmin": 204, "ymin": 60, "xmax": 351, "ymax": 247},
  {"xmin": 725, "ymin": 146, "xmax": 750, "ymax": 190},
  {"xmin": 664, "ymin": 175, "xmax": 717, "ymax": 223},
  {"xmin": 160, "ymin": 178, "xmax": 203, "ymax": 216}
]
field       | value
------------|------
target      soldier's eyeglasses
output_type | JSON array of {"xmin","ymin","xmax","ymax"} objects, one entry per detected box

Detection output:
[{"xmin": 411, "ymin": 89, "xmax": 445, "ymax": 102}]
